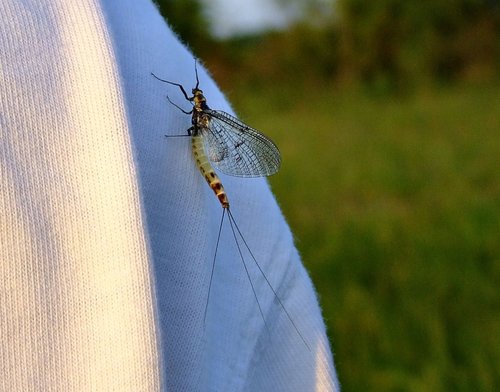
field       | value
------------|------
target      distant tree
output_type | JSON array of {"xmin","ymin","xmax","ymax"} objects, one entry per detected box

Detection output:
[
  {"xmin": 336, "ymin": 0, "xmax": 499, "ymax": 88},
  {"xmin": 154, "ymin": 0, "xmax": 212, "ymax": 55},
  {"xmin": 152, "ymin": 0, "xmax": 499, "ymax": 90}
]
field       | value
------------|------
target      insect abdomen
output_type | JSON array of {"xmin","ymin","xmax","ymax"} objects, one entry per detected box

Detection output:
[{"xmin": 192, "ymin": 135, "xmax": 230, "ymax": 209}]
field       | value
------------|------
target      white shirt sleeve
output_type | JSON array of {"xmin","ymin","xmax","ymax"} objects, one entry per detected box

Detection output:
[{"xmin": 0, "ymin": 1, "xmax": 340, "ymax": 391}]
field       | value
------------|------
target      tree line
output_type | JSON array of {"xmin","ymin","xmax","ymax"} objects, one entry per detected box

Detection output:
[{"xmin": 156, "ymin": 0, "xmax": 500, "ymax": 91}]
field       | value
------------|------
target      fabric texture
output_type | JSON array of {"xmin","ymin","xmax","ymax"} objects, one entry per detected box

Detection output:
[{"xmin": 0, "ymin": 0, "xmax": 339, "ymax": 391}]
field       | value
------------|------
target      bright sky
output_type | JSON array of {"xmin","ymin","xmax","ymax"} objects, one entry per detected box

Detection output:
[{"xmin": 202, "ymin": 0, "xmax": 298, "ymax": 38}]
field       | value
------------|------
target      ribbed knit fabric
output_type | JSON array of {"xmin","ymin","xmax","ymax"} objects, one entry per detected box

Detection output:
[{"xmin": 0, "ymin": 1, "xmax": 339, "ymax": 391}]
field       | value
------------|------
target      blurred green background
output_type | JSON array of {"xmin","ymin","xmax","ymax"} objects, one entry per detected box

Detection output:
[{"xmin": 155, "ymin": 1, "xmax": 499, "ymax": 390}]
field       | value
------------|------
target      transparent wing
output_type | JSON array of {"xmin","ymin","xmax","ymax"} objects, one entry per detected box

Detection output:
[{"xmin": 201, "ymin": 109, "xmax": 281, "ymax": 177}]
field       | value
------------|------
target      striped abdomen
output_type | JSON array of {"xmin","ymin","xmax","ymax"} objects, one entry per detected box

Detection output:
[{"xmin": 192, "ymin": 135, "xmax": 230, "ymax": 209}]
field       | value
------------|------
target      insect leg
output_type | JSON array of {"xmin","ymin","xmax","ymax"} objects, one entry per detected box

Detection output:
[
  {"xmin": 151, "ymin": 72, "xmax": 191, "ymax": 102},
  {"xmin": 166, "ymin": 95, "xmax": 192, "ymax": 114}
]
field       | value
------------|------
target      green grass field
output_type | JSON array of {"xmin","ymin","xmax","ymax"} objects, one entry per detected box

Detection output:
[{"xmin": 231, "ymin": 83, "xmax": 499, "ymax": 391}]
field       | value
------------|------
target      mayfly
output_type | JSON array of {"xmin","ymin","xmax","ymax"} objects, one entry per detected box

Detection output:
[{"xmin": 152, "ymin": 61, "xmax": 309, "ymax": 349}]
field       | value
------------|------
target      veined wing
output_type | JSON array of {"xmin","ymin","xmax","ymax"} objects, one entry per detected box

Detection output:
[{"xmin": 201, "ymin": 109, "xmax": 281, "ymax": 177}]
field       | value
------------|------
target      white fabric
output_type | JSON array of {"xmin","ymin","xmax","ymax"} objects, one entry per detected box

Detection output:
[{"xmin": 0, "ymin": 1, "xmax": 339, "ymax": 391}]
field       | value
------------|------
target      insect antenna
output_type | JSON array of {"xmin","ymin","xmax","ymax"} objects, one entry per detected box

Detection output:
[{"xmin": 227, "ymin": 208, "xmax": 311, "ymax": 350}]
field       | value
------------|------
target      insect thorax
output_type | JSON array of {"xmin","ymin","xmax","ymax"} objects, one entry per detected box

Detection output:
[{"xmin": 193, "ymin": 111, "xmax": 210, "ymax": 129}]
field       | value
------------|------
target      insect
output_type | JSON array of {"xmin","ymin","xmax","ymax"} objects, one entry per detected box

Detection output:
[{"xmin": 152, "ymin": 61, "xmax": 308, "ymax": 349}]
